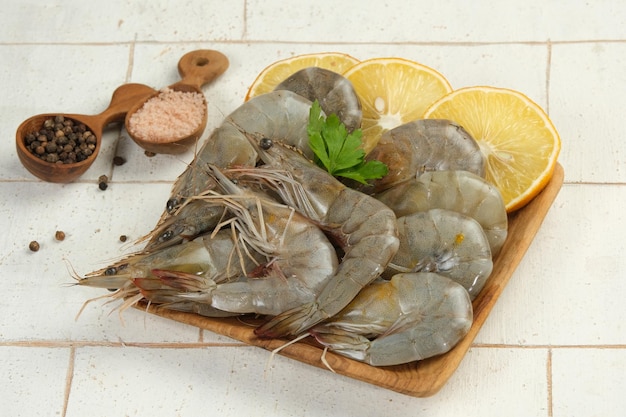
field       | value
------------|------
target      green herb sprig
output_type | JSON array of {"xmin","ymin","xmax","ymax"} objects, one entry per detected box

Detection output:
[{"xmin": 307, "ymin": 100, "xmax": 388, "ymax": 184}]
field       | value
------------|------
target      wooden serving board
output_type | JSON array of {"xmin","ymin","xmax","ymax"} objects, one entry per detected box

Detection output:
[{"xmin": 138, "ymin": 163, "xmax": 564, "ymax": 397}]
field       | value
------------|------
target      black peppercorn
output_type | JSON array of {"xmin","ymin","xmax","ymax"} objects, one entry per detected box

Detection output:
[
  {"xmin": 24, "ymin": 116, "xmax": 97, "ymax": 165},
  {"xmin": 113, "ymin": 156, "xmax": 126, "ymax": 166},
  {"xmin": 45, "ymin": 142, "xmax": 58, "ymax": 153}
]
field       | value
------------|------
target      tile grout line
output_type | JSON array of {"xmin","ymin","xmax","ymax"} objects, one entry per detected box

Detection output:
[
  {"xmin": 0, "ymin": 340, "xmax": 247, "ymax": 348},
  {"xmin": 61, "ymin": 346, "xmax": 76, "ymax": 417},
  {"xmin": 546, "ymin": 39, "xmax": 552, "ymax": 115},
  {"xmin": 2, "ymin": 39, "xmax": 626, "ymax": 47},
  {"xmin": 242, "ymin": 0, "xmax": 248, "ymax": 41},
  {"xmin": 125, "ymin": 36, "xmax": 136, "ymax": 83},
  {"xmin": 109, "ymin": 36, "xmax": 139, "ymax": 181},
  {"xmin": 547, "ymin": 348, "xmax": 553, "ymax": 417},
  {"xmin": 472, "ymin": 343, "xmax": 626, "ymax": 349}
]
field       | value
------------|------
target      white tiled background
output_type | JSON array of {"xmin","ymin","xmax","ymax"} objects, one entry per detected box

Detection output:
[{"xmin": 1, "ymin": 1, "xmax": 624, "ymax": 416}]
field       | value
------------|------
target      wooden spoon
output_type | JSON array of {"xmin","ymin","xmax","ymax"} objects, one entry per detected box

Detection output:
[
  {"xmin": 125, "ymin": 49, "xmax": 229, "ymax": 154},
  {"xmin": 16, "ymin": 83, "xmax": 157, "ymax": 183}
]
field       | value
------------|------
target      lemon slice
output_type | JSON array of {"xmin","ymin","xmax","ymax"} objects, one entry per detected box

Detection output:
[
  {"xmin": 245, "ymin": 52, "xmax": 360, "ymax": 101},
  {"xmin": 342, "ymin": 57, "xmax": 453, "ymax": 153},
  {"xmin": 423, "ymin": 86, "xmax": 561, "ymax": 212}
]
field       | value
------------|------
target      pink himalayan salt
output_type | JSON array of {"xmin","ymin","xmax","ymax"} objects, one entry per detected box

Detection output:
[{"xmin": 128, "ymin": 88, "xmax": 205, "ymax": 142}]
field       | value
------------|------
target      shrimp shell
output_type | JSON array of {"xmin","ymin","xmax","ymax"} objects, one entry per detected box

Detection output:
[
  {"xmin": 234, "ymin": 139, "xmax": 400, "ymax": 338},
  {"xmin": 275, "ymin": 66, "xmax": 362, "ymax": 133},
  {"xmin": 169, "ymin": 90, "xmax": 316, "ymax": 202},
  {"xmin": 79, "ymin": 173, "xmax": 340, "ymax": 318},
  {"xmin": 386, "ymin": 208, "xmax": 493, "ymax": 299},
  {"xmin": 363, "ymin": 119, "xmax": 486, "ymax": 194},
  {"xmin": 79, "ymin": 230, "xmax": 257, "ymax": 288},
  {"xmin": 141, "ymin": 165, "xmax": 339, "ymax": 317},
  {"xmin": 310, "ymin": 272, "xmax": 473, "ymax": 366},
  {"xmin": 375, "ymin": 170, "xmax": 508, "ymax": 256},
  {"xmin": 145, "ymin": 90, "xmax": 318, "ymax": 251}
]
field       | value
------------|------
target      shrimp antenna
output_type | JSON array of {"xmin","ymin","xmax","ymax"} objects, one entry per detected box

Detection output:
[
  {"xmin": 143, "ymin": 299, "xmax": 152, "ymax": 329},
  {"xmin": 279, "ymin": 206, "xmax": 296, "ymax": 248},
  {"xmin": 74, "ymin": 286, "xmax": 129, "ymax": 321},
  {"xmin": 264, "ymin": 332, "xmax": 310, "ymax": 376},
  {"xmin": 320, "ymin": 347, "xmax": 337, "ymax": 374},
  {"xmin": 75, "ymin": 291, "xmax": 113, "ymax": 321},
  {"xmin": 62, "ymin": 257, "xmax": 82, "ymax": 283},
  {"xmin": 228, "ymin": 167, "xmax": 318, "ymax": 220},
  {"xmin": 110, "ymin": 292, "xmax": 145, "ymax": 327}
]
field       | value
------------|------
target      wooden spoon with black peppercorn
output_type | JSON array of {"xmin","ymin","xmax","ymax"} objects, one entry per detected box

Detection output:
[
  {"xmin": 16, "ymin": 83, "xmax": 157, "ymax": 183},
  {"xmin": 17, "ymin": 50, "xmax": 229, "ymax": 182}
]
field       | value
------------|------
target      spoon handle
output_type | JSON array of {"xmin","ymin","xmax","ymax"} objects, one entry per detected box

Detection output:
[
  {"xmin": 170, "ymin": 50, "xmax": 229, "ymax": 91},
  {"xmin": 91, "ymin": 83, "xmax": 157, "ymax": 129}
]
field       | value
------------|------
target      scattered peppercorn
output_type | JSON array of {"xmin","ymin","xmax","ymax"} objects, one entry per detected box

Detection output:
[
  {"xmin": 29, "ymin": 241, "xmax": 40, "ymax": 252},
  {"xmin": 98, "ymin": 174, "xmax": 109, "ymax": 190},
  {"xmin": 144, "ymin": 150, "xmax": 156, "ymax": 157},
  {"xmin": 55, "ymin": 230, "xmax": 66, "ymax": 241},
  {"xmin": 113, "ymin": 156, "xmax": 126, "ymax": 166},
  {"xmin": 24, "ymin": 116, "xmax": 97, "ymax": 165},
  {"xmin": 119, "ymin": 235, "xmax": 128, "ymax": 242}
]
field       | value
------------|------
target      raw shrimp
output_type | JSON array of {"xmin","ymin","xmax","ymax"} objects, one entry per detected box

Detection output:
[
  {"xmin": 79, "ymin": 164, "xmax": 340, "ymax": 317},
  {"xmin": 167, "ymin": 89, "xmax": 317, "ymax": 210},
  {"xmin": 385, "ymin": 208, "xmax": 493, "ymax": 299},
  {"xmin": 309, "ymin": 272, "xmax": 473, "ymax": 366},
  {"xmin": 376, "ymin": 170, "xmax": 508, "ymax": 256},
  {"xmin": 145, "ymin": 90, "xmax": 318, "ymax": 251},
  {"xmin": 234, "ymin": 138, "xmax": 399, "ymax": 338},
  {"xmin": 78, "ymin": 229, "xmax": 259, "ymax": 317},
  {"xmin": 362, "ymin": 119, "xmax": 486, "ymax": 194},
  {"xmin": 82, "ymin": 229, "xmax": 251, "ymax": 287},
  {"xmin": 274, "ymin": 66, "xmax": 362, "ymax": 133}
]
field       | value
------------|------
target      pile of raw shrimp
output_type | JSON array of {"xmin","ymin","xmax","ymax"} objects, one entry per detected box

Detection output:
[{"xmin": 78, "ymin": 67, "xmax": 508, "ymax": 367}]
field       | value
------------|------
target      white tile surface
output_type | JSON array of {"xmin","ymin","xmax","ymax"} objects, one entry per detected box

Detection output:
[
  {"xmin": 552, "ymin": 348, "xmax": 626, "ymax": 417},
  {"xmin": 2, "ymin": 0, "xmax": 624, "ymax": 416},
  {"xmin": 244, "ymin": 0, "xmax": 626, "ymax": 43},
  {"xmin": 0, "ymin": 1, "xmax": 245, "ymax": 43},
  {"xmin": 550, "ymin": 42, "xmax": 626, "ymax": 183},
  {"xmin": 65, "ymin": 346, "xmax": 549, "ymax": 417},
  {"xmin": 0, "ymin": 346, "xmax": 69, "ymax": 417}
]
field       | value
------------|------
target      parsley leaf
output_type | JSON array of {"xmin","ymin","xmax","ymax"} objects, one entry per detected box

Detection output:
[{"xmin": 307, "ymin": 100, "xmax": 388, "ymax": 184}]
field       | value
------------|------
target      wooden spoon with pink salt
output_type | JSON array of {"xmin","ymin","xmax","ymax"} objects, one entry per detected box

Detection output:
[{"xmin": 126, "ymin": 50, "xmax": 229, "ymax": 154}]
